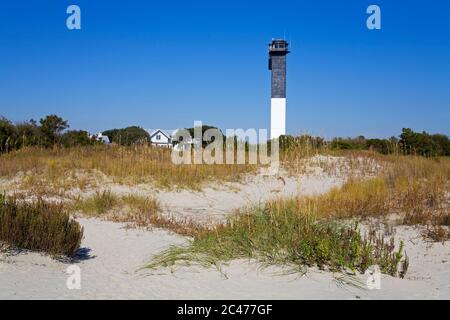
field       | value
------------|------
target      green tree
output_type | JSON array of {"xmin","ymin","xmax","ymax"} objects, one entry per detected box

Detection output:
[
  {"xmin": 61, "ymin": 130, "xmax": 94, "ymax": 147},
  {"xmin": 0, "ymin": 117, "xmax": 18, "ymax": 152},
  {"xmin": 431, "ymin": 134, "xmax": 450, "ymax": 156},
  {"xmin": 366, "ymin": 139, "xmax": 391, "ymax": 154},
  {"xmin": 15, "ymin": 120, "xmax": 41, "ymax": 148},
  {"xmin": 39, "ymin": 115, "xmax": 69, "ymax": 147},
  {"xmin": 399, "ymin": 128, "xmax": 450, "ymax": 156},
  {"xmin": 103, "ymin": 126, "xmax": 150, "ymax": 146},
  {"xmin": 330, "ymin": 137, "xmax": 365, "ymax": 150}
]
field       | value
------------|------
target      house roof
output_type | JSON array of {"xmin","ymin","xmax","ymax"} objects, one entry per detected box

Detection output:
[{"xmin": 146, "ymin": 129, "xmax": 175, "ymax": 139}]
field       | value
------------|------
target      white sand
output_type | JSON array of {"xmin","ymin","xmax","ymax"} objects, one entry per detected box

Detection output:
[{"xmin": 0, "ymin": 218, "xmax": 448, "ymax": 299}]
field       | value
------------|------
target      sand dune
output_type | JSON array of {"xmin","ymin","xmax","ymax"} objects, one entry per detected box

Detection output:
[{"xmin": 1, "ymin": 157, "xmax": 449, "ymax": 299}]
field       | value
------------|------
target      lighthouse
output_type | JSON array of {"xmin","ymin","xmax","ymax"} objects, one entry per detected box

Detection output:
[{"xmin": 268, "ymin": 39, "xmax": 289, "ymax": 140}]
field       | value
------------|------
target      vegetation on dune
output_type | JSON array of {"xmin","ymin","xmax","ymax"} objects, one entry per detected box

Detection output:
[
  {"xmin": 149, "ymin": 156, "xmax": 450, "ymax": 274},
  {"xmin": 69, "ymin": 190, "xmax": 202, "ymax": 233},
  {"xmin": 0, "ymin": 194, "xmax": 83, "ymax": 257},
  {"xmin": 1, "ymin": 113, "xmax": 448, "ymax": 190},
  {"xmin": 1, "ymin": 113, "xmax": 449, "ymax": 272},
  {"xmin": 0, "ymin": 114, "xmax": 258, "ymax": 190},
  {"xmin": 70, "ymin": 191, "xmax": 167, "ymax": 228},
  {"xmin": 0, "ymin": 145, "xmax": 256, "ymax": 190},
  {"xmin": 148, "ymin": 203, "xmax": 409, "ymax": 277},
  {"xmin": 301, "ymin": 156, "xmax": 449, "ymax": 219},
  {"xmin": 70, "ymin": 190, "xmax": 119, "ymax": 216}
]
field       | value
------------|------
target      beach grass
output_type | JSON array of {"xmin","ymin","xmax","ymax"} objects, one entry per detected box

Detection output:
[
  {"xmin": 70, "ymin": 190, "xmax": 119, "ymax": 216},
  {"xmin": 68, "ymin": 191, "xmax": 198, "ymax": 232},
  {"xmin": 148, "ymin": 203, "xmax": 409, "ymax": 277},
  {"xmin": 148, "ymin": 156, "xmax": 449, "ymax": 275},
  {"xmin": 0, "ymin": 145, "xmax": 257, "ymax": 191}
]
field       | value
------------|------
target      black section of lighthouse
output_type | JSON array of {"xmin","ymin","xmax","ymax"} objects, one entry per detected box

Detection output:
[{"xmin": 268, "ymin": 39, "xmax": 289, "ymax": 139}]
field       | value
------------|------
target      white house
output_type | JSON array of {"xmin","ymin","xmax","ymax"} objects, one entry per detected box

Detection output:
[
  {"xmin": 146, "ymin": 129, "xmax": 174, "ymax": 148},
  {"xmin": 91, "ymin": 132, "xmax": 111, "ymax": 144},
  {"xmin": 146, "ymin": 128, "xmax": 205, "ymax": 150}
]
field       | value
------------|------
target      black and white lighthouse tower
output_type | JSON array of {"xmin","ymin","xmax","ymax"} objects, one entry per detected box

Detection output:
[{"xmin": 268, "ymin": 39, "xmax": 289, "ymax": 139}]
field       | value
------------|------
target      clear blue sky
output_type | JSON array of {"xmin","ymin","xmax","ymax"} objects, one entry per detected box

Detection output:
[{"xmin": 0, "ymin": 0, "xmax": 449, "ymax": 138}]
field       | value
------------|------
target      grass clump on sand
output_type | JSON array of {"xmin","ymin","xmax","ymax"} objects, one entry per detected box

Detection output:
[
  {"xmin": 70, "ymin": 191, "xmax": 159, "ymax": 219},
  {"xmin": 0, "ymin": 194, "xmax": 83, "ymax": 257},
  {"xmin": 70, "ymin": 191, "xmax": 174, "ymax": 229},
  {"xmin": 148, "ymin": 202, "xmax": 409, "ymax": 277},
  {"xmin": 71, "ymin": 191, "xmax": 202, "ymax": 233},
  {"xmin": 116, "ymin": 194, "xmax": 162, "ymax": 227},
  {"xmin": 70, "ymin": 190, "xmax": 118, "ymax": 216}
]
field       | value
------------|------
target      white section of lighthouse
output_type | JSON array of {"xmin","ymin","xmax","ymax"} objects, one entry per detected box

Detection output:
[
  {"xmin": 268, "ymin": 39, "xmax": 289, "ymax": 140},
  {"xmin": 271, "ymin": 98, "xmax": 286, "ymax": 139}
]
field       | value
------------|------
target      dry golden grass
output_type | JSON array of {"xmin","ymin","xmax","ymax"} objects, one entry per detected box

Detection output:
[
  {"xmin": 70, "ymin": 190, "xmax": 119, "ymax": 216},
  {"xmin": 69, "ymin": 190, "xmax": 203, "ymax": 233},
  {"xmin": 0, "ymin": 146, "xmax": 257, "ymax": 191},
  {"xmin": 2, "ymin": 145, "xmax": 448, "ymax": 234},
  {"xmin": 113, "ymin": 194, "xmax": 162, "ymax": 228},
  {"xmin": 290, "ymin": 155, "xmax": 450, "ymax": 241},
  {"xmin": 70, "ymin": 191, "xmax": 160, "ymax": 227}
]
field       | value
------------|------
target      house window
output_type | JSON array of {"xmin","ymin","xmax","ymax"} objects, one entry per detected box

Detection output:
[{"xmin": 156, "ymin": 135, "xmax": 161, "ymax": 140}]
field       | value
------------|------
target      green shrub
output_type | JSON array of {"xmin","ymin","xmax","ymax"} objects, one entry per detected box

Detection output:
[
  {"xmin": 149, "ymin": 203, "xmax": 408, "ymax": 277},
  {"xmin": 0, "ymin": 197, "xmax": 83, "ymax": 257}
]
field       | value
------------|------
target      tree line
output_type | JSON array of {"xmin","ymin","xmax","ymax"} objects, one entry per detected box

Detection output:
[
  {"xmin": 0, "ymin": 115, "xmax": 97, "ymax": 152},
  {"xmin": 279, "ymin": 128, "xmax": 450, "ymax": 156},
  {"xmin": 0, "ymin": 114, "xmax": 155, "ymax": 152},
  {"xmin": 1, "ymin": 114, "xmax": 449, "ymax": 157}
]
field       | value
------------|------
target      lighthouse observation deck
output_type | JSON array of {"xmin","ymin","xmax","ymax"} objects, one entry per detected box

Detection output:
[{"xmin": 268, "ymin": 39, "xmax": 290, "ymax": 53}]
